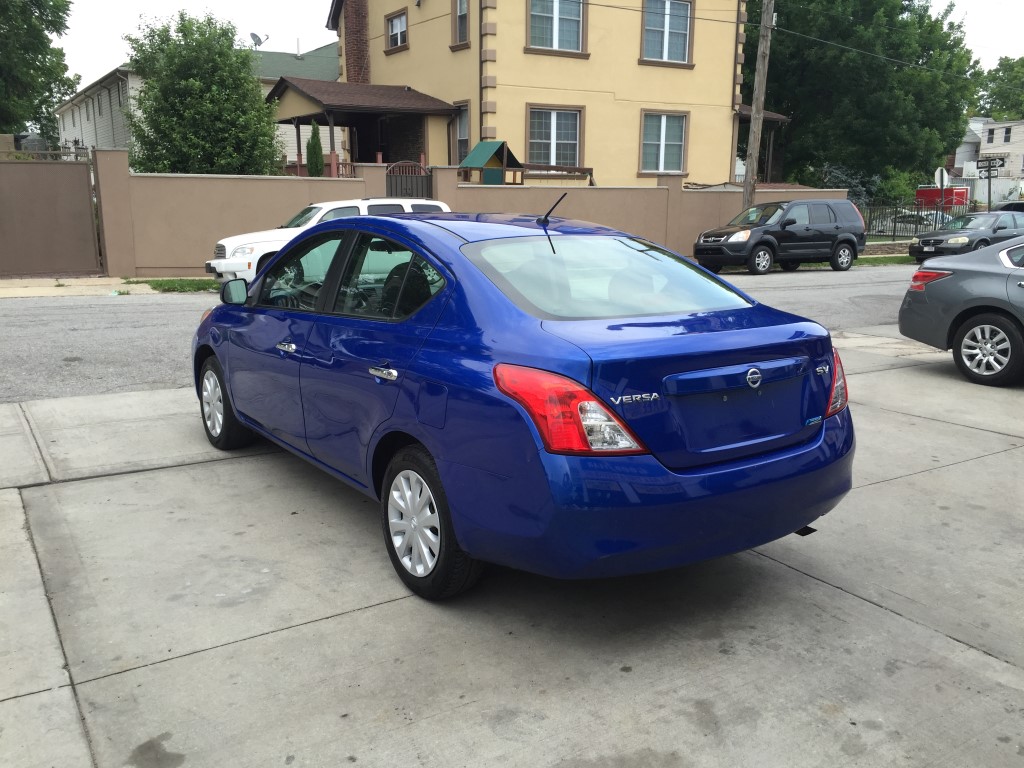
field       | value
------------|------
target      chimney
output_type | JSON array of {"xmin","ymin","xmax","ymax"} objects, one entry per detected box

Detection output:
[{"xmin": 344, "ymin": 0, "xmax": 370, "ymax": 84}]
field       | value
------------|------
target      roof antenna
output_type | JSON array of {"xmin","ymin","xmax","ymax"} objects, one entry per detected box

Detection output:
[{"xmin": 536, "ymin": 192, "xmax": 567, "ymax": 227}]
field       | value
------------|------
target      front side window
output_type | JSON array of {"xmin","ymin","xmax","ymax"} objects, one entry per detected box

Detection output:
[
  {"xmin": 787, "ymin": 205, "xmax": 810, "ymax": 226},
  {"xmin": 333, "ymin": 234, "xmax": 444, "ymax": 319},
  {"xmin": 641, "ymin": 112, "xmax": 685, "ymax": 173},
  {"xmin": 453, "ymin": 0, "xmax": 469, "ymax": 45},
  {"xmin": 529, "ymin": 108, "xmax": 580, "ymax": 166},
  {"xmin": 386, "ymin": 10, "xmax": 408, "ymax": 51},
  {"xmin": 465, "ymin": 235, "xmax": 750, "ymax": 320},
  {"xmin": 997, "ymin": 214, "xmax": 1014, "ymax": 230},
  {"xmin": 258, "ymin": 234, "xmax": 347, "ymax": 312},
  {"xmin": 529, "ymin": 0, "xmax": 583, "ymax": 52},
  {"xmin": 642, "ymin": 0, "xmax": 691, "ymax": 63}
]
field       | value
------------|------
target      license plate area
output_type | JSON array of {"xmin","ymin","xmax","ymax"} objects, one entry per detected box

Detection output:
[{"xmin": 923, "ymin": 246, "xmax": 935, "ymax": 252}]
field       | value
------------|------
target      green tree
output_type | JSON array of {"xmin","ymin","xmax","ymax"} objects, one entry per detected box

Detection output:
[
  {"xmin": 125, "ymin": 12, "xmax": 282, "ymax": 174},
  {"xmin": 978, "ymin": 57, "xmax": 1024, "ymax": 120},
  {"xmin": 0, "ymin": 0, "xmax": 80, "ymax": 146},
  {"xmin": 306, "ymin": 122, "xmax": 324, "ymax": 177},
  {"xmin": 742, "ymin": 0, "xmax": 977, "ymax": 184}
]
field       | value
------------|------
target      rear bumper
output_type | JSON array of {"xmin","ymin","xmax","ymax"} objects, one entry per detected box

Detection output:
[
  {"xmin": 441, "ymin": 408, "xmax": 855, "ymax": 579},
  {"xmin": 898, "ymin": 291, "xmax": 950, "ymax": 350}
]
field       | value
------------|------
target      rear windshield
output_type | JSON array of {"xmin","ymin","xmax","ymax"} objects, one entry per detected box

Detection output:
[
  {"xmin": 463, "ymin": 235, "xmax": 751, "ymax": 320},
  {"xmin": 281, "ymin": 206, "xmax": 322, "ymax": 228}
]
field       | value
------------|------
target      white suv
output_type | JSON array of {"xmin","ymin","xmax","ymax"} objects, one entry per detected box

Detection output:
[{"xmin": 205, "ymin": 197, "xmax": 452, "ymax": 283}]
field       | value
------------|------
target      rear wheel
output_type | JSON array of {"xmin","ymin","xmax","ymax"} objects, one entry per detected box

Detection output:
[
  {"xmin": 747, "ymin": 245, "xmax": 774, "ymax": 275},
  {"xmin": 952, "ymin": 313, "xmax": 1024, "ymax": 386},
  {"xmin": 830, "ymin": 243, "xmax": 855, "ymax": 271},
  {"xmin": 779, "ymin": 261, "xmax": 800, "ymax": 272},
  {"xmin": 199, "ymin": 357, "xmax": 255, "ymax": 449},
  {"xmin": 381, "ymin": 446, "xmax": 483, "ymax": 599}
]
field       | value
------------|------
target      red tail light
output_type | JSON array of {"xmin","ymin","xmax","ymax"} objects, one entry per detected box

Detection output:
[
  {"xmin": 825, "ymin": 349, "xmax": 849, "ymax": 418},
  {"xmin": 493, "ymin": 364, "xmax": 648, "ymax": 455},
  {"xmin": 909, "ymin": 270, "xmax": 952, "ymax": 291}
]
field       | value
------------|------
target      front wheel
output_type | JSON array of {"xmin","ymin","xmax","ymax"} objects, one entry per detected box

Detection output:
[
  {"xmin": 973, "ymin": 240, "xmax": 989, "ymax": 251},
  {"xmin": 780, "ymin": 261, "xmax": 800, "ymax": 272},
  {"xmin": 199, "ymin": 357, "xmax": 256, "ymax": 449},
  {"xmin": 952, "ymin": 313, "xmax": 1024, "ymax": 386},
  {"xmin": 381, "ymin": 446, "xmax": 483, "ymax": 599},
  {"xmin": 830, "ymin": 243, "xmax": 855, "ymax": 271},
  {"xmin": 747, "ymin": 245, "xmax": 774, "ymax": 275}
]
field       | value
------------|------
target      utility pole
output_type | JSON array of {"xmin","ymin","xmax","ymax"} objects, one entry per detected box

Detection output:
[{"xmin": 742, "ymin": 0, "xmax": 776, "ymax": 210}]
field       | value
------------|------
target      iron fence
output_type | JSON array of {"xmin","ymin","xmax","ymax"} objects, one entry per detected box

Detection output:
[{"xmin": 862, "ymin": 201, "xmax": 976, "ymax": 241}]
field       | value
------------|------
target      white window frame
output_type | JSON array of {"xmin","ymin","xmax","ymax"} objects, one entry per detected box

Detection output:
[
  {"xmin": 455, "ymin": 104, "xmax": 470, "ymax": 163},
  {"xmin": 641, "ymin": 112, "xmax": 686, "ymax": 173},
  {"xmin": 530, "ymin": 0, "xmax": 583, "ymax": 53},
  {"xmin": 642, "ymin": 0, "xmax": 691, "ymax": 63},
  {"xmin": 387, "ymin": 11, "xmax": 408, "ymax": 50},
  {"xmin": 528, "ymin": 107, "xmax": 580, "ymax": 167}
]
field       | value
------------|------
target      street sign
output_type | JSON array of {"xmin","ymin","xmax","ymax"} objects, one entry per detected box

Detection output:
[
  {"xmin": 979, "ymin": 169, "xmax": 999, "ymax": 179},
  {"xmin": 934, "ymin": 167, "xmax": 949, "ymax": 188},
  {"xmin": 977, "ymin": 157, "xmax": 1006, "ymax": 170}
]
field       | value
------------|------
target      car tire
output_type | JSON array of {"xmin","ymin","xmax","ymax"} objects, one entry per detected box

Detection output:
[
  {"xmin": 952, "ymin": 313, "xmax": 1024, "ymax": 387},
  {"xmin": 699, "ymin": 262, "xmax": 722, "ymax": 274},
  {"xmin": 199, "ymin": 356, "xmax": 256, "ymax": 450},
  {"xmin": 973, "ymin": 240, "xmax": 989, "ymax": 251},
  {"xmin": 381, "ymin": 446, "xmax": 483, "ymax": 600},
  {"xmin": 779, "ymin": 261, "xmax": 800, "ymax": 272},
  {"xmin": 747, "ymin": 245, "xmax": 774, "ymax": 275},
  {"xmin": 830, "ymin": 243, "xmax": 855, "ymax": 271}
]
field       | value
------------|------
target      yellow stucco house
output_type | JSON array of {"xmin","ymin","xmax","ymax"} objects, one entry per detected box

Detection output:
[{"xmin": 286, "ymin": 0, "xmax": 747, "ymax": 186}]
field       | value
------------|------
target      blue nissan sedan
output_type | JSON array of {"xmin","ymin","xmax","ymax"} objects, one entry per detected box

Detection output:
[{"xmin": 192, "ymin": 213, "xmax": 855, "ymax": 599}]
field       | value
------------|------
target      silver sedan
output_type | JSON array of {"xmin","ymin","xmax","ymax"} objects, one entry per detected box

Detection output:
[{"xmin": 898, "ymin": 235, "xmax": 1024, "ymax": 386}]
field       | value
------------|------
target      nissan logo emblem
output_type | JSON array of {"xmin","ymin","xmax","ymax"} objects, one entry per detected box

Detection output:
[{"xmin": 746, "ymin": 368, "xmax": 762, "ymax": 388}]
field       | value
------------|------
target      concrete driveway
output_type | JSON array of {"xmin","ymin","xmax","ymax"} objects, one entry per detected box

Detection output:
[{"xmin": 2, "ymin": 326, "xmax": 1023, "ymax": 767}]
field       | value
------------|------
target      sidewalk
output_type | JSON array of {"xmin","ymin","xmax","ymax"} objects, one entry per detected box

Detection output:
[{"xmin": 0, "ymin": 277, "xmax": 159, "ymax": 298}]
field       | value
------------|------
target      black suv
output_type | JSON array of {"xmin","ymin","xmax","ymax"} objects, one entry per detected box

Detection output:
[{"xmin": 694, "ymin": 199, "xmax": 866, "ymax": 275}]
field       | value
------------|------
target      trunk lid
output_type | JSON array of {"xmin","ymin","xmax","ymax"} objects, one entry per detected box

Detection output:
[{"xmin": 542, "ymin": 307, "xmax": 835, "ymax": 470}]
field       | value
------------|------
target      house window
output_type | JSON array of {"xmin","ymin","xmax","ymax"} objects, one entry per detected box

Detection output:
[
  {"xmin": 641, "ymin": 112, "xmax": 686, "ymax": 173},
  {"xmin": 987, "ymin": 128, "xmax": 995, "ymax": 144},
  {"xmin": 452, "ymin": 0, "xmax": 469, "ymax": 46},
  {"xmin": 529, "ymin": 0, "xmax": 583, "ymax": 52},
  {"xmin": 455, "ymin": 103, "xmax": 470, "ymax": 163},
  {"xmin": 1005, "ymin": 127, "xmax": 1012, "ymax": 143},
  {"xmin": 119, "ymin": 81, "xmax": 126, "ymax": 106},
  {"xmin": 642, "ymin": 0, "xmax": 691, "ymax": 63},
  {"xmin": 528, "ymin": 107, "xmax": 580, "ymax": 166},
  {"xmin": 85, "ymin": 100, "xmax": 91, "ymax": 121},
  {"xmin": 97, "ymin": 92, "xmax": 103, "ymax": 117},
  {"xmin": 61, "ymin": 114, "xmax": 66, "ymax": 130},
  {"xmin": 386, "ymin": 10, "xmax": 408, "ymax": 52},
  {"xmin": 71, "ymin": 109, "xmax": 76, "ymax": 127}
]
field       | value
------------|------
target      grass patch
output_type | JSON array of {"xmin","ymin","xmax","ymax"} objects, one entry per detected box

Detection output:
[
  {"xmin": 123, "ymin": 278, "xmax": 219, "ymax": 293},
  {"xmin": 716, "ymin": 255, "xmax": 915, "ymax": 274}
]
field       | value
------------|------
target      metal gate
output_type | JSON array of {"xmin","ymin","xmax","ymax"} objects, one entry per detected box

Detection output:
[{"xmin": 385, "ymin": 161, "xmax": 432, "ymax": 198}]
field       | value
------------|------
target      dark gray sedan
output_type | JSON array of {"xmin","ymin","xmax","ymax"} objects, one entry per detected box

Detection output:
[
  {"xmin": 909, "ymin": 212, "xmax": 1024, "ymax": 262},
  {"xmin": 899, "ymin": 236, "xmax": 1024, "ymax": 386}
]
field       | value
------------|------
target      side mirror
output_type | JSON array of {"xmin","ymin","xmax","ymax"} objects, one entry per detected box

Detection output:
[
  {"xmin": 781, "ymin": 217, "xmax": 797, "ymax": 228},
  {"xmin": 221, "ymin": 279, "xmax": 248, "ymax": 305},
  {"xmin": 995, "ymin": 224, "xmax": 1007, "ymax": 231}
]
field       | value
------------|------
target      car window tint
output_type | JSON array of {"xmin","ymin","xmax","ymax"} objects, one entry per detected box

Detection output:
[
  {"xmin": 257, "ymin": 233, "xmax": 346, "ymax": 311},
  {"xmin": 465, "ymin": 235, "xmax": 750, "ymax": 320},
  {"xmin": 332, "ymin": 235, "xmax": 444, "ymax": 319},
  {"xmin": 367, "ymin": 203, "xmax": 405, "ymax": 215},
  {"xmin": 321, "ymin": 206, "xmax": 360, "ymax": 222},
  {"xmin": 810, "ymin": 204, "xmax": 836, "ymax": 225},
  {"xmin": 1008, "ymin": 245, "xmax": 1024, "ymax": 267},
  {"xmin": 788, "ymin": 205, "xmax": 810, "ymax": 226}
]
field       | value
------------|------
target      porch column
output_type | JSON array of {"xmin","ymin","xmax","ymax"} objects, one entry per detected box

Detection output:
[
  {"xmin": 327, "ymin": 111, "xmax": 338, "ymax": 178},
  {"xmin": 293, "ymin": 119, "xmax": 303, "ymax": 176}
]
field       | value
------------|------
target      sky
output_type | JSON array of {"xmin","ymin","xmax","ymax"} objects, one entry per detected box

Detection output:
[{"xmin": 55, "ymin": 0, "xmax": 1020, "ymax": 89}]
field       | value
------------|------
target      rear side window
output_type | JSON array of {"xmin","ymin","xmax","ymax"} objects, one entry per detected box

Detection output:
[
  {"xmin": 1007, "ymin": 244, "xmax": 1024, "ymax": 267},
  {"xmin": 464, "ymin": 235, "xmax": 751, "ymax": 320},
  {"xmin": 412, "ymin": 203, "xmax": 444, "ymax": 212},
  {"xmin": 367, "ymin": 203, "xmax": 406, "ymax": 215},
  {"xmin": 811, "ymin": 204, "xmax": 836, "ymax": 225}
]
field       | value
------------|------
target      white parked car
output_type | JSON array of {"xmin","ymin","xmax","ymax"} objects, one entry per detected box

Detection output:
[{"xmin": 204, "ymin": 197, "xmax": 452, "ymax": 283}]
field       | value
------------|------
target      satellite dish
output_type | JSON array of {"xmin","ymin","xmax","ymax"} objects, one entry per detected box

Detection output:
[{"xmin": 250, "ymin": 33, "xmax": 268, "ymax": 47}]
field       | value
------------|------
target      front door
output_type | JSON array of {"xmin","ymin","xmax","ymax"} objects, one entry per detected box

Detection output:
[
  {"xmin": 773, "ymin": 203, "xmax": 825, "ymax": 258},
  {"xmin": 224, "ymin": 232, "xmax": 348, "ymax": 453},
  {"xmin": 300, "ymin": 231, "xmax": 450, "ymax": 487}
]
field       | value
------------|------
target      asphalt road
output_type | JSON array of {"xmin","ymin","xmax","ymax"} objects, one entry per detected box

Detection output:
[{"xmin": 0, "ymin": 265, "xmax": 919, "ymax": 403}]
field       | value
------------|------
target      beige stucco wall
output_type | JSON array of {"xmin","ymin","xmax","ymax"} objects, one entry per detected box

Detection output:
[{"xmin": 357, "ymin": 0, "xmax": 744, "ymax": 184}]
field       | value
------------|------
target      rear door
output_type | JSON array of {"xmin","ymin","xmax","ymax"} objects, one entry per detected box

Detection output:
[
  {"xmin": 812, "ymin": 203, "xmax": 840, "ymax": 255},
  {"xmin": 300, "ymin": 230, "xmax": 450, "ymax": 487}
]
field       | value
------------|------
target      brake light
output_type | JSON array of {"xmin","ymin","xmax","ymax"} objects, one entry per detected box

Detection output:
[
  {"xmin": 825, "ymin": 349, "xmax": 849, "ymax": 418},
  {"xmin": 493, "ymin": 364, "xmax": 647, "ymax": 455},
  {"xmin": 851, "ymin": 203, "xmax": 865, "ymax": 230},
  {"xmin": 909, "ymin": 270, "xmax": 952, "ymax": 291}
]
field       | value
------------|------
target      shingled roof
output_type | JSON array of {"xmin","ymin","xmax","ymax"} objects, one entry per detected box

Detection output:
[{"xmin": 267, "ymin": 77, "xmax": 456, "ymax": 115}]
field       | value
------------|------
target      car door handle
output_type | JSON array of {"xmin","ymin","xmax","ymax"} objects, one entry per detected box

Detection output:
[
  {"xmin": 275, "ymin": 342, "xmax": 297, "ymax": 353},
  {"xmin": 369, "ymin": 366, "xmax": 398, "ymax": 381}
]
